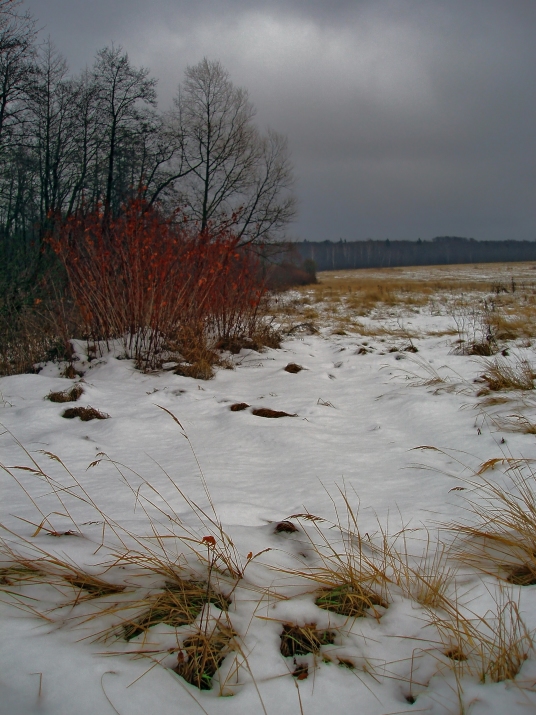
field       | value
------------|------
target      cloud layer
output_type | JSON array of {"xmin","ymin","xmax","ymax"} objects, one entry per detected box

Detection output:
[{"xmin": 24, "ymin": 0, "xmax": 536, "ymax": 241}]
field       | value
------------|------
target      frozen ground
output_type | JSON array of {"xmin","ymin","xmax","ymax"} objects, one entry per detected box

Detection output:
[{"xmin": 1, "ymin": 265, "xmax": 536, "ymax": 714}]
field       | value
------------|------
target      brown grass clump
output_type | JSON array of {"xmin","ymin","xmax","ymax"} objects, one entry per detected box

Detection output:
[
  {"xmin": 47, "ymin": 384, "xmax": 84, "ymax": 403},
  {"xmin": 174, "ymin": 360, "xmax": 214, "ymax": 380},
  {"xmin": 122, "ymin": 581, "xmax": 229, "ymax": 641},
  {"xmin": 229, "ymin": 402, "xmax": 249, "ymax": 412},
  {"xmin": 479, "ymin": 356, "xmax": 535, "ymax": 392},
  {"xmin": 252, "ymin": 408, "xmax": 296, "ymax": 418},
  {"xmin": 173, "ymin": 623, "xmax": 236, "ymax": 691},
  {"xmin": 284, "ymin": 363, "xmax": 303, "ymax": 373},
  {"xmin": 281, "ymin": 495, "xmax": 391, "ymax": 619},
  {"xmin": 389, "ymin": 533, "xmax": 455, "ymax": 609},
  {"xmin": 315, "ymin": 583, "xmax": 386, "ymax": 618},
  {"xmin": 280, "ymin": 623, "xmax": 335, "ymax": 657},
  {"xmin": 444, "ymin": 452, "xmax": 536, "ymax": 588},
  {"xmin": 430, "ymin": 597, "xmax": 533, "ymax": 683},
  {"xmin": 62, "ymin": 406, "xmax": 109, "ymax": 421}
]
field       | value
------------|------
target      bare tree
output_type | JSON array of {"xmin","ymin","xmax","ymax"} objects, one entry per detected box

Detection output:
[
  {"xmin": 172, "ymin": 58, "xmax": 295, "ymax": 243},
  {"xmin": 0, "ymin": 0, "xmax": 35, "ymax": 148},
  {"xmin": 27, "ymin": 39, "xmax": 79, "ymax": 231},
  {"xmin": 92, "ymin": 45, "xmax": 157, "ymax": 213}
]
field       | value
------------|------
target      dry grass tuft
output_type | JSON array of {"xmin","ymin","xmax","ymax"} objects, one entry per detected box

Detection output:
[
  {"xmin": 47, "ymin": 384, "xmax": 84, "ymax": 403},
  {"xmin": 62, "ymin": 406, "xmax": 109, "ymax": 421},
  {"xmin": 122, "ymin": 580, "xmax": 229, "ymax": 641},
  {"xmin": 446, "ymin": 453, "xmax": 536, "ymax": 587},
  {"xmin": 479, "ymin": 356, "xmax": 535, "ymax": 392},
  {"xmin": 430, "ymin": 596, "xmax": 533, "ymax": 683},
  {"xmin": 389, "ymin": 533, "xmax": 455, "ymax": 609},
  {"xmin": 229, "ymin": 402, "xmax": 249, "ymax": 412},
  {"xmin": 173, "ymin": 623, "xmax": 236, "ymax": 690},
  {"xmin": 280, "ymin": 623, "xmax": 336, "ymax": 657},
  {"xmin": 252, "ymin": 408, "xmax": 296, "ymax": 418},
  {"xmin": 284, "ymin": 363, "xmax": 303, "ymax": 373},
  {"xmin": 280, "ymin": 491, "xmax": 391, "ymax": 620},
  {"xmin": 174, "ymin": 360, "xmax": 215, "ymax": 381}
]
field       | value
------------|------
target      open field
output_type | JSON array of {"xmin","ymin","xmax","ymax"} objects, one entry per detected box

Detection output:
[
  {"xmin": 2, "ymin": 263, "xmax": 536, "ymax": 715},
  {"xmin": 276, "ymin": 262, "xmax": 536, "ymax": 340}
]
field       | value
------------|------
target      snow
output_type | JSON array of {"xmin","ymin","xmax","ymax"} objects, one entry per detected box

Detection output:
[{"xmin": 1, "ymin": 267, "xmax": 536, "ymax": 714}]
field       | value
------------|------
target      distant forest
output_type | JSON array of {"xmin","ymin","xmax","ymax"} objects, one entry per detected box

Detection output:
[{"xmin": 293, "ymin": 236, "xmax": 536, "ymax": 272}]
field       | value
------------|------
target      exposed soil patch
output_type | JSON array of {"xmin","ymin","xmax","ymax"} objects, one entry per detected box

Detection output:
[
  {"xmin": 274, "ymin": 520, "xmax": 299, "ymax": 534},
  {"xmin": 505, "ymin": 563, "xmax": 536, "ymax": 586},
  {"xmin": 252, "ymin": 408, "xmax": 296, "ymax": 418},
  {"xmin": 284, "ymin": 363, "xmax": 304, "ymax": 373},
  {"xmin": 62, "ymin": 406, "xmax": 109, "ymax": 421},
  {"xmin": 229, "ymin": 402, "xmax": 249, "ymax": 411}
]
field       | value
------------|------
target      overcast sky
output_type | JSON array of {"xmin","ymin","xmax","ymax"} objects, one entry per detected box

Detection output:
[{"xmin": 23, "ymin": 0, "xmax": 535, "ymax": 242}]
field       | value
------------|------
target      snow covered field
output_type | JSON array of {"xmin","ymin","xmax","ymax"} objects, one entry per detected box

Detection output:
[{"xmin": 2, "ymin": 263, "xmax": 536, "ymax": 715}]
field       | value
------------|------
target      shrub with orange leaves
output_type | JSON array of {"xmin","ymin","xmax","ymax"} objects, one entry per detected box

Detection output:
[{"xmin": 50, "ymin": 198, "xmax": 270, "ymax": 371}]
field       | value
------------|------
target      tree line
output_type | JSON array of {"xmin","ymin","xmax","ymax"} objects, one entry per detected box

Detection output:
[
  {"xmin": 0, "ymin": 0, "xmax": 295, "ymax": 293},
  {"xmin": 294, "ymin": 236, "xmax": 536, "ymax": 272}
]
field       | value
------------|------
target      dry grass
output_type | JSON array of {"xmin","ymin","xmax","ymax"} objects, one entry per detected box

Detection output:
[
  {"xmin": 438, "ymin": 448, "xmax": 536, "ymax": 587},
  {"xmin": 389, "ymin": 532, "xmax": 456, "ymax": 609},
  {"xmin": 120, "ymin": 580, "xmax": 230, "ymax": 641},
  {"xmin": 280, "ymin": 491, "xmax": 392, "ymax": 621},
  {"xmin": 280, "ymin": 623, "xmax": 336, "ymax": 657},
  {"xmin": 430, "ymin": 594, "xmax": 533, "ymax": 683},
  {"xmin": 478, "ymin": 356, "xmax": 535, "ymax": 392},
  {"xmin": 492, "ymin": 414, "xmax": 536, "ymax": 435},
  {"xmin": 272, "ymin": 264, "xmax": 536, "ymax": 341},
  {"xmin": 173, "ymin": 622, "xmax": 237, "ymax": 690}
]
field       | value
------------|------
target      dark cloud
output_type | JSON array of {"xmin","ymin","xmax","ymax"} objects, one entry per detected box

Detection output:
[{"xmin": 22, "ymin": 0, "xmax": 536, "ymax": 241}]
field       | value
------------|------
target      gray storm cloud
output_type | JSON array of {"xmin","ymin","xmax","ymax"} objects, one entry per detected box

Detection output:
[{"xmin": 23, "ymin": 0, "xmax": 536, "ymax": 241}]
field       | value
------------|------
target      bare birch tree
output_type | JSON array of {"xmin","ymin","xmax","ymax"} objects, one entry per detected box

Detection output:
[{"xmin": 172, "ymin": 58, "xmax": 295, "ymax": 244}]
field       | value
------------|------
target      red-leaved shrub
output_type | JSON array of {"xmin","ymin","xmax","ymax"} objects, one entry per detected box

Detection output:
[{"xmin": 50, "ymin": 199, "xmax": 270, "ymax": 371}]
